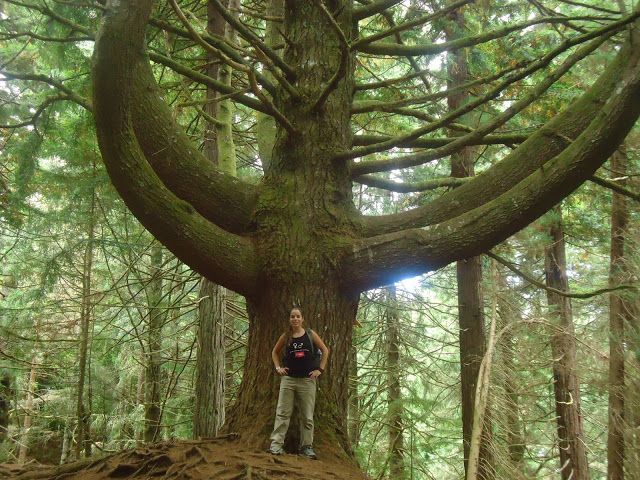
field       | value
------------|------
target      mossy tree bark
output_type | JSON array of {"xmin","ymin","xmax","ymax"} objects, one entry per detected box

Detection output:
[{"xmin": 92, "ymin": 0, "xmax": 640, "ymax": 462}]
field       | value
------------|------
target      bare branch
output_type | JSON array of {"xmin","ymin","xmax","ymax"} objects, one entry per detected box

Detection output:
[
  {"xmin": 590, "ymin": 174, "xmax": 640, "ymax": 202},
  {"xmin": 248, "ymin": 69, "xmax": 297, "ymax": 135},
  {"xmin": 341, "ymin": 14, "xmax": 635, "ymax": 163},
  {"xmin": 208, "ymin": 0, "xmax": 297, "ymax": 79},
  {"xmin": 487, "ymin": 251, "xmax": 637, "ymax": 298},
  {"xmin": 0, "ymin": 70, "xmax": 92, "ymax": 111},
  {"xmin": 353, "ymin": 0, "xmax": 473, "ymax": 48},
  {"xmin": 148, "ymin": 52, "xmax": 270, "ymax": 114},
  {"xmin": 311, "ymin": 0, "xmax": 351, "ymax": 111}
]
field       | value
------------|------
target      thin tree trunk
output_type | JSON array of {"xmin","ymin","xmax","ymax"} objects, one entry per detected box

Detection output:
[
  {"xmin": 348, "ymin": 344, "xmax": 360, "ymax": 450},
  {"xmin": 544, "ymin": 207, "xmax": 590, "ymax": 480},
  {"xmin": 496, "ymin": 273, "xmax": 525, "ymax": 471},
  {"xmin": 467, "ymin": 261, "xmax": 499, "ymax": 480},
  {"xmin": 446, "ymin": 7, "xmax": 493, "ymax": 478},
  {"xmin": 386, "ymin": 285, "xmax": 404, "ymax": 478},
  {"xmin": 608, "ymin": 149, "xmax": 630, "ymax": 480},
  {"xmin": 194, "ymin": 278, "xmax": 226, "ymax": 437},
  {"xmin": 193, "ymin": 0, "xmax": 235, "ymax": 438},
  {"xmin": 144, "ymin": 243, "xmax": 164, "ymax": 443},
  {"xmin": 0, "ymin": 373, "xmax": 10, "ymax": 442},
  {"xmin": 75, "ymin": 183, "xmax": 96, "ymax": 459},
  {"xmin": 17, "ymin": 359, "xmax": 37, "ymax": 463}
]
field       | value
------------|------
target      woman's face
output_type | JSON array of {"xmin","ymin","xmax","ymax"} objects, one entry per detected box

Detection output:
[{"xmin": 289, "ymin": 309, "xmax": 304, "ymax": 328}]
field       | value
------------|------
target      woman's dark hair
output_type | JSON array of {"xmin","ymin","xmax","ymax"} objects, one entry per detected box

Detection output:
[{"xmin": 284, "ymin": 307, "xmax": 304, "ymax": 346}]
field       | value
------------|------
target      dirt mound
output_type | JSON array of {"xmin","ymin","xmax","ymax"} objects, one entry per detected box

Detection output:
[{"xmin": 0, "ymin": 435, "xmax": 367, "ymax": 480}]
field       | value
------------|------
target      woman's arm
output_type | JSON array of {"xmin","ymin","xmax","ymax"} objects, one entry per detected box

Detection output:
[
  {"xmin": 312, "ymin": 331, "xmax": 329, "ymax": 372},
  {"xmin": 272, "ymin": 334, "xmax": 288, "ymax": 375}
]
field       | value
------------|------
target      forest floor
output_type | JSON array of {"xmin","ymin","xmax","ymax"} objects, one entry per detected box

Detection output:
[{"xmin": 0, "ymin": 434, "xmax": 367, "ymax": 479}]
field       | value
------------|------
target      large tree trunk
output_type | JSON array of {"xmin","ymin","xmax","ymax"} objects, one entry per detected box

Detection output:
[
  {"xmin": 223, "ymin": 0, "xmax": 359, "ymax": 460},
  {"xmin": 544, "ymin": 208, "xmax": 590, "ymax": 480},
  {"xmin": 225, "ymin": 285, "xmax": 358, "ymax": 460},
  {"xmin": 607, "ymin": 149, "xmax": 631, "ymax": 480},
  {"xmin": 385, "ymin": 286, "xmax": 404, "ymax": 478}
]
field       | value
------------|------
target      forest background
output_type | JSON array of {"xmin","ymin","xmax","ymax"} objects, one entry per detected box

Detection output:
[{"xmin": 0, "ymin": 0, "xmax": 639, "ymax": 479}]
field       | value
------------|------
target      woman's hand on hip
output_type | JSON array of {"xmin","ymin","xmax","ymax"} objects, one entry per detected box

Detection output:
[
  {"xmin": 309, "ymin": 369, "xmax": 322, "ymax": 379},
  {"xmin": 276, "ymin": 366, "xmax": 289, "ymax": 376}
]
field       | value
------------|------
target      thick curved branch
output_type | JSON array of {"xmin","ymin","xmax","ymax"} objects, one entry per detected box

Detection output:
[
  {"xmin": 359, "ymin": 24, "xmax": 638, "ymax": 237},
  {"xmin": 343, "ymin": 24, "xmax": 640, "ymax": 292},
  {"xmin": 92, "ymin": 0, "xmax": 259, "ymax": 296}
]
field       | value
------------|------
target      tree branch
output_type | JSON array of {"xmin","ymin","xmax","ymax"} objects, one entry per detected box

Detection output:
[
  {"xmin": 354, "ymin": 16, "xmax": 640, "ymax": 247},
  {"xmin": 487, "ymin": 251, "xmax": 637, "ymax": 298},
  {"xmin": 208, "ymin": 0, "xmax": 296, "ymax": 79},
  {"xmin": 353, "ymin": 133, "xmax": 528, "ymax": 148},
  {"xmin": 350, "ymin": 28, "xmax": 613, "ymax": 176},
  {"xmin": 353, "ymin": 0, "xmax": 473, "ymax": 48},
  {"xmin": 356, "ymin": 16, "xmax": 615, "ymax": 56},
  {"xmin": 0, "ymin": 70, "xmax": 92, "ymax": 111},
  {"xmin": 341, "ymin": 13, "xmax": 636, "ymax": 162},
  {"xmin": 590, "ymin": 174, "xmax": 640, "ymax": 202},
  {"xmin": 353, "ymin": 0, "xmax": 403, "ymax": 21},
  {"xmin": 353, "ymin": 175, "xmax": 469, "ymax": 193}
]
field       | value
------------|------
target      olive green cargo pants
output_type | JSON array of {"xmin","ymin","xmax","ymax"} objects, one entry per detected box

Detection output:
[{"xmin": 269, "ymin": 376, "xmax": 317, "ymax": 450}]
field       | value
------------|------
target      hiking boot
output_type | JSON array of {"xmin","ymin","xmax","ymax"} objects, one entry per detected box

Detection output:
[
  {"xmin": 268, "ymin": 445, "xmax": 284, "ymax": 455},
  {"xmin": 299, "ymin": 445, "xmax": 317, "ymax": 460}
]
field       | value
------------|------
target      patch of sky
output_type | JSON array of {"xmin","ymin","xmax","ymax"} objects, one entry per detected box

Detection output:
[{"xmin": 40, "ymin": 156, "xmax": 66, "ymax": 171}]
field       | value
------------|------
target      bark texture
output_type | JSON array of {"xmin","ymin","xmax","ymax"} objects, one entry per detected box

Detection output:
[
  {"xmin": 607, "ymin": 150, "xmax": 631, "ymax": 480},
  {"xmin": 544, "ymin": 209, "xmax": 590, "ymax": 480},
  {"xmin": 385, "ymin": 286, "xmax": 404, "ymax": 478},
  {"xmin": 144, "ymin": 244, "xmax": 164, "ymax": 443}
]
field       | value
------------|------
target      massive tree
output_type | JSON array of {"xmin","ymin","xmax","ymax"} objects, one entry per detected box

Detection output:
[{"xmin": 4, "ymin": 0, "xmax": 640, "ymax": 465}]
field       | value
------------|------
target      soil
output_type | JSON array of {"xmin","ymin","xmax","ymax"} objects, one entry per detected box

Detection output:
[{"xmin": 0, "ymin": 435, "xmax": 368, "ymax": 480}]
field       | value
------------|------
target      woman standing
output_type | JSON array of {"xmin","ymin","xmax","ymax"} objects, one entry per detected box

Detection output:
[{"xmin": 268, "ymin": 307, "xmax": 329, "ymax": 459}]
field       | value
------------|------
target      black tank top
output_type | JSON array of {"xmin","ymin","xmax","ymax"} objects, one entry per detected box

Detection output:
[{"xmin": 284, "ymin": 332, "xmax": 315, "ymax": 378}]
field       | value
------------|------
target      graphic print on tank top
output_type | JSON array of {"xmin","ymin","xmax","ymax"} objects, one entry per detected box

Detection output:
[{"xmin": 284, "ymin": 332, "xmax": 315, "ymax": 378}]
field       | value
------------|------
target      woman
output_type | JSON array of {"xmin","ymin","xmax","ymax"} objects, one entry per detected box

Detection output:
[{"xmin": 268, "ymin": 307, "xmax": 329, "ymax": 459}]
